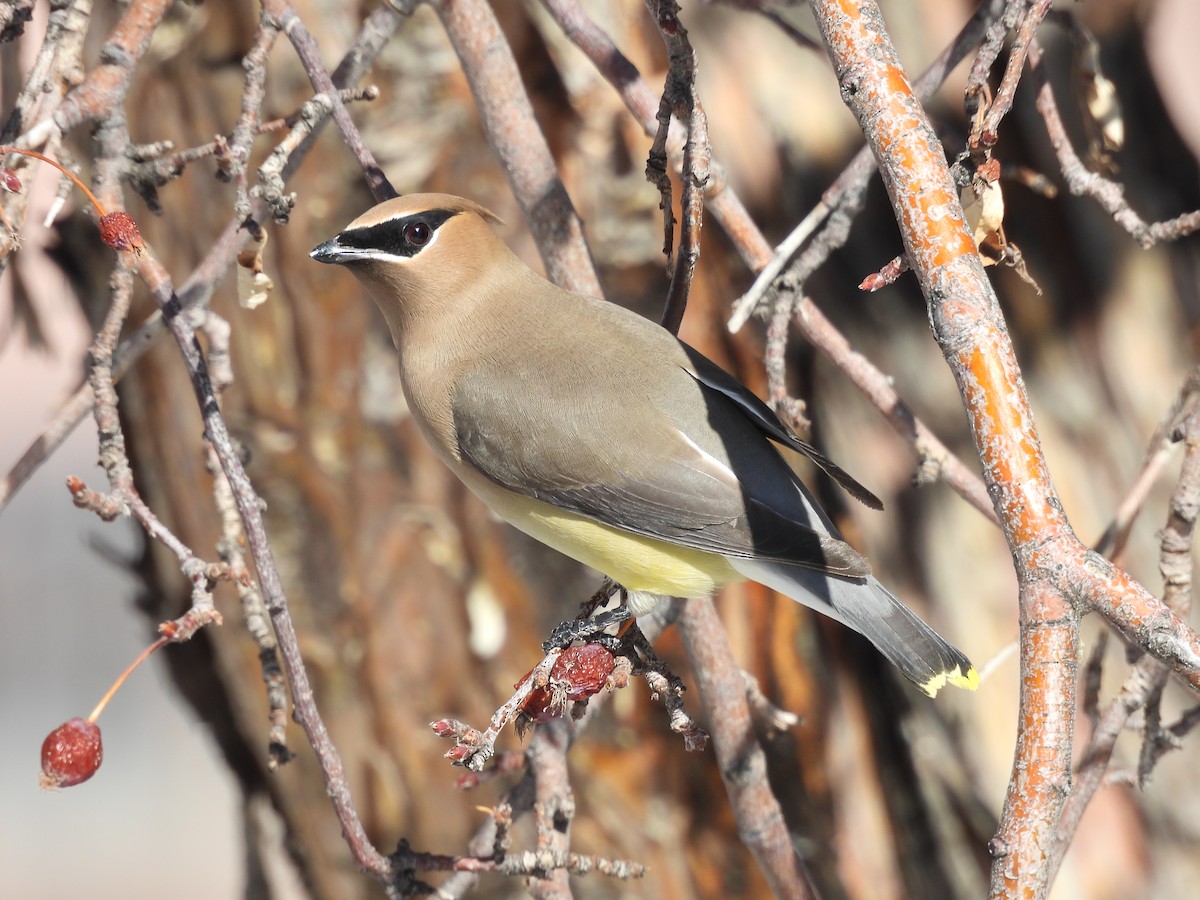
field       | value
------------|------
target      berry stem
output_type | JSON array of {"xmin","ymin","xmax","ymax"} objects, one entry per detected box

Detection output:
[
  {"xmin": 0, "ymin": 145, "xmax": 109, "ymax": 216},
  {"xmin": 87, "ymin": 636, "xmax": 168, "ymax": 723}
]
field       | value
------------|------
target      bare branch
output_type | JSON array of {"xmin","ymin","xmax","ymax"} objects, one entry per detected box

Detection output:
[
  {"xmin": 1028, "ymin": 38, "xmax": 1200, "ymax": 247},
  {"xmin": 676, "ymin": 598, "xmax": 819, "ymax": 900},
  {"xmin": 433, "ymin": 0, "xmax": 601, "ymax": 297}
]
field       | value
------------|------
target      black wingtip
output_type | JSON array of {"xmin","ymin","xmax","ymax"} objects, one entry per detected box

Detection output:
[
  {"xmin": 801, "ymin": 444, "xmax": 884, "ymax": 511},
  {"xmin": 677, "ymin": 347, "xmax": 884, "ymax": 509}
]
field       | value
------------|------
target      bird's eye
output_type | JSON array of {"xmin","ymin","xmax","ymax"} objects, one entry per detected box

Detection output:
[{"xmin": 404, "ymin": 221, "xmax": 432, "ymax": 247}]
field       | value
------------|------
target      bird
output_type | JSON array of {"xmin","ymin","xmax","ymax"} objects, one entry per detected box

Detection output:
[{"xmin": 310, "ymin": 193, "xmax": 978, "ymax": 697}]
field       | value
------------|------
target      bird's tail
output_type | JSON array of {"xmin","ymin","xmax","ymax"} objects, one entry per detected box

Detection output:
[{"xmin": 728, "ymin": 557, "xmax": 978, "ymax": 697}]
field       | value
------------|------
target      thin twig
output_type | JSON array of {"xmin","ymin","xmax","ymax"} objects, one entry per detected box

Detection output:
[
  {"xmin": 970, "ymin": 0, "xmax": 1053, "ymax": 150},
  {"xmin": 729, "ymin": 0, "xmax": 1010, "ymax": 330},
  {"xmin": 433, "ymin": 0, "xmax": 601, "ymax": 297},
  {"xmin": 1094, "ymin": 368, "xmax": 1200, "ymax": 560},
  {"xmin": 265, "ymin": 0, "xmax": 395, "ymax": 203},
  {"xmin": 198, "ymin": 309, "xmax": 294, "ymax": 768},
  {"xmin": 0, "ymin": 6, "xmax": 407, "ymax": 514},
  {"xmin": 643, "ymin": 0, "xmax": 711, "ymax": 334},
  {"xmin": 227, "ymin": 14, "xmax": 280, "ymax": 217},
  {"xmin": 1053, "ymin": 402, "xmax": 1200, "ymax": 878},
  {"xmin": 1028, "ymin": 38, "xmax": 1200, "ymax": 247},
  {"xmin": 70, "ymin": 257, "xmax": 226, "ymax": 620}
]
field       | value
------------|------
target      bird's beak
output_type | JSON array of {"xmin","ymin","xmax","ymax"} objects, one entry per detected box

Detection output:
[{"xmin": 310, "ymin": 236, "xmax": 350, "ymax": 265}]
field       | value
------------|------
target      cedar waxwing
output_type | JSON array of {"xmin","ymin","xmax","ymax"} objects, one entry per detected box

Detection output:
[{"xmin": 310, "ymin": 194, "xmax": 977, "ymax": 696}]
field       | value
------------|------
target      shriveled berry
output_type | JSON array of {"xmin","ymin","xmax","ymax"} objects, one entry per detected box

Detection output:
[
  {"xmin": 40, "ymin": 717, "xmax": 103, "ymax": 789},
  {"xmin": 98, "ymin": 211, "xmax": 144, "ymax": 254},
  {"xmin": 553, "ymin": 643, "xmax": 615, "ymax": 701},
  {"xmin": 518, "ymin": 644, "xmax": 616, "ymax": 724}
]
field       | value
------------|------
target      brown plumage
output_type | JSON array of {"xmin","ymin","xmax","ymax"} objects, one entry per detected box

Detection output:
[{"xmin": 311, "ymin": 193, "xmax": 977, "ymax": 696}]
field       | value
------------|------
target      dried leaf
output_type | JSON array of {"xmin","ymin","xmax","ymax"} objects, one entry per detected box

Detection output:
[
  {"xmin": 236, "ymin": 229, "xmax": 273, "ymax": 309},
  {"xmin": 961, "ymin": 158, "xmax": 1005, "ymax": 260},
  {"xmin": 1085, "ymin": 71, "xmax": 1124, "ymax": 156}
]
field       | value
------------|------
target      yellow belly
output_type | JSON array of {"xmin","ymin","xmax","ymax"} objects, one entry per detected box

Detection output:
[{"xmin": 480, "ymin": 484, "xmax": 740, "ymax": 597}]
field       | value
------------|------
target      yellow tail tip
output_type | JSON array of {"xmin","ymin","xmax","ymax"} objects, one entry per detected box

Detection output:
[{"xmin": 919, "ymin": 665, "xmax": 981, "ymax": 697}]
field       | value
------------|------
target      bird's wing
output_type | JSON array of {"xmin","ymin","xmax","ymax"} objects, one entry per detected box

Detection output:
[
  {"xmin": 679, "ymin": 346, "xmax": 883, "ymax": 511},
  {"xmin": 449, "ymin": 353, "xmax": 871, "ymax": 578}
]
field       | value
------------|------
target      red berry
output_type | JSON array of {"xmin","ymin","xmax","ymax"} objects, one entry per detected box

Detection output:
[
  {"xmin": 554, "ymin": 643, "xmax": 615, "ymax": 701},
  {"xmin": 98, "ymin": 211, "xmax": 144, "ymax": 254},
  {"xmin": 518, "ymin": 644, "xmax": 616, "ymax": 723},
  {"xmin": 40, "ymin": 717, "xmax": 103, "ymax": 789}
]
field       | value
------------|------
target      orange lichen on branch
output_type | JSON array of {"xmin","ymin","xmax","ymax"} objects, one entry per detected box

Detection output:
[
  {"xmin": 809, "ymin": 4, "xmax": 1086, "ymax": 894},
  {"xmin": 908, "ymin": 185, "xmax": 976, "ymax": 270},
  {"xmin": 871, "ymin": 75, "xmax": 976, "ymax": 270},
  {"xmin": 1081, "ymin": 554, "xmax": 1200, "ymax": 691},
  {"xmin": 820, "ymin": 7, "xmax": 977, "ymax": 275},
  {"xmin": 835, "ymin": 0, "xmax": 860, "ymax": 20},
  {"xmin": 957, "ymin": 340, "xmax": 1062, "ymax": 546},
  {"xmin": 990, "ymin": 594, "xmax": 1078, "ymax": 895},
  {"xmin": 882, "ymin": 62, "xmax": 910, "ymax": 98}
]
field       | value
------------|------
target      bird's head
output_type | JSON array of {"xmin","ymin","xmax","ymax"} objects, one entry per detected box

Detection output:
[{"xmin": 311, "ymin": 194, "xmax": 509, "ymax": 337}]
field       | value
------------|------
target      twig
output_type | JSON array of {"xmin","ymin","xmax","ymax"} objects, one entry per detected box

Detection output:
[
  {"xmin": 969, "ymin": 0, "xmax": 1053, "ymax": 150},
  {"xmin": 0, "ymin": 2, "xmax": 87, "ymax": 272},
  {"xmin": 432, "ymin": 650, "xmax": 564, "ymax": 772},
  {"xmin": 0, "ymin": 6, "xmax": 407, "ymax": 514},
  {"xmin": 125, "ymin": 86, "xmax": 380, "ymax": 214},
  {"xmin": 69, "ymin": 258, "xmax": 227, "ymax": 620},
  {"xmin": 1054, "ymin": 393, "xmax": 1200, "ymax": 882},
  {"xmin": 540, "ymin": 0, "xmax": 767, "ymax": 282},
  {"xmin": 728, "ymin": 200, "xmax": 831, "ymax": 333},
  {"xmin": 29, "ymin": 0, "xmax": 171, "ymax": 145},
  {"xmin": 391, "ymin": 842, "xmax": 645, "ymax": 879},
  {"xmin": 643, "ymin": 0, "xmax": 711, "ymax": 334},
  {"xmin": 254, "ymin": 87, "xmax": 382, "ymax": 222},
  {"xmin": 527, "ymin": 721, "xmax": 574, "ymax": 898},
  {"xmin": 141, "ymin": 233, "xmax": 396, "ymax": 888},
  {"xmin": 676, "ymin": 598, "xmax": 818, "ymax": 899},
  {"xmin": 265, "ymin": 0, "xmax": 395, "ymax": 203},
  {"xmin": 432, "ymin": 0, "xmax": 601, "ymax": 297},
  {"xmin": 742, "ymin": 670, "xmax": 801, "ymax": 733},
  {"xmin": 199, "ymin": 310, "xmax": 294, "ymax": 768},
  {"xmin": 1027, "ymin": 38, "xmax": 1200, "ymax": 247},
  {"xmin": 1094, "ymin": 368, "xmax": 1200, "ymax": 560},
  {"xmin": 227, "ymin": 14, "xmax": 280, "ymax": 217},
  {"xmin": 791, "ymin": 296, "xmax": 999, "ymax": 523},
  {"xmin": 729, "ymin": 0, "xmax": 1010, "ymax": 330},
  {"xmin": 0, "ymin": 2, "xmax": 81, "ymax": 145},
  {"xmin": 964, "ymin": 0, "xmax": 1027, "ymax": 109}
]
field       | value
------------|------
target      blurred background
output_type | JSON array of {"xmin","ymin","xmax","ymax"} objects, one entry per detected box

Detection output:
[{"xmin": 3, "ymin": 0, "xmax": 1200, "ymax": 897}]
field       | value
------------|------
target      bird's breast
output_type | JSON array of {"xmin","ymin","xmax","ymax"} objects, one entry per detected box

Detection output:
[{"xmin": 462, "ymin": 471, "xmax": 740, "ymax": 598}]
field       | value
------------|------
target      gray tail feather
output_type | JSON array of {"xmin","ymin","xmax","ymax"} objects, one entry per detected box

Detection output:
[{"xmin": 727, "ymin": 557, "xmax": 977, "ymax": 696}]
